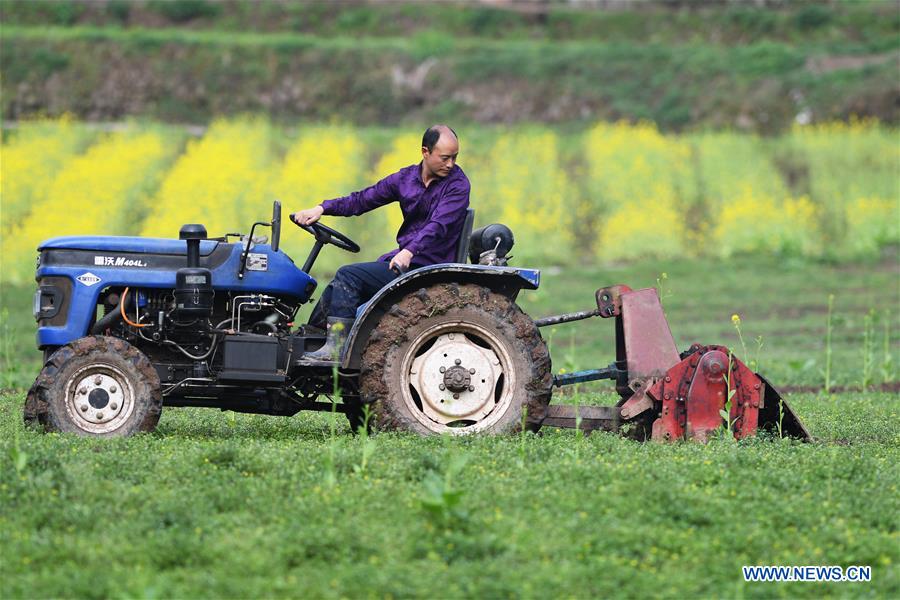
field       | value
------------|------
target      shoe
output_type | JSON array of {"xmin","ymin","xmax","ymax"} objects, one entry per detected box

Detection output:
[{"xmin": 298, "ymin": 317, "xmax": 353, "ymax": 365}]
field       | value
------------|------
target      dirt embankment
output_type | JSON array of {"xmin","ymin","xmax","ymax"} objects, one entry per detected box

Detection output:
[{"xmin": 3, "ymin": 32, "xmax": 897, "ymax": 130}]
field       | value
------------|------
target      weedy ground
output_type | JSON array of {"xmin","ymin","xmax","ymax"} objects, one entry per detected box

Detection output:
[{"xmin": 1, "ymin": 257, "xmax": 898, "ymax": 598}]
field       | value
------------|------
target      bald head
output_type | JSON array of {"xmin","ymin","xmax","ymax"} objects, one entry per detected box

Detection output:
[{"xmin": 422, "ymin": 125, "xmax": 458, "ymax": 152}]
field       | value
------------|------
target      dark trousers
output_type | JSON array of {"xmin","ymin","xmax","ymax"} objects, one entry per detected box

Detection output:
[{"xmin": 308, "ymin": 261, "xmax": 401, "ymax": 329}]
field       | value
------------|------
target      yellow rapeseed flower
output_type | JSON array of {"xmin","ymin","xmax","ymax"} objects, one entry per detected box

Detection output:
[
  {"xmin": 141, "ymin": 118, "xmax": 274, "ymax": 239},
  {"xmin": 2, "ymin": 130, "xmax": 174, "ymax": 283},
  {"xmin": 712, "ymin": 185, "xmax": 820, "ymax": 258},
  {"xmin": 468, "ymin": 128, "xmax": 575, "ymax": 264},
  {"xmin": 274, "ymin": 126, "xmax": 365, "ymax": 273},
  {"xmin": 0, "ymin": 116, "xmax": 93, "ymax": 234},
  {"xmin": 844, "ymin": 196, "xmax": 900, "ymax": 256},
  {"xmin": 1, "ymin": 118, "xmax": 896, "ymax": 284},
  {"xmin": 585, "ymin": 121, "xmax": 693, "ymax": 260}
]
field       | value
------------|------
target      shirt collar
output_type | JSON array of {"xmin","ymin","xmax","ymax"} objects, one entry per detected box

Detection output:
[{"xmin": 416, "ymin": 162, "xmax": 457, "ymax": 188}]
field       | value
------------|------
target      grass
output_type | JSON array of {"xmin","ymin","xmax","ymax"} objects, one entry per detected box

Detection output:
[{"xmin": 1, "ymin": 257, "xmax": 899, "ymax": 598}]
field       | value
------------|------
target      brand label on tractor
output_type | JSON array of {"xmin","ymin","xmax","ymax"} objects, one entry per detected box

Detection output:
[
  {"xmin": 94, "ymin": 256, "xmax": 148, "ymax": 268},
  {"xmin": 246, "ymin": 253, "xmax": 268, "ymax": 271},
  {"xmin": 76, "ymin": 272, "xmax": 101, "ymax": 287}
]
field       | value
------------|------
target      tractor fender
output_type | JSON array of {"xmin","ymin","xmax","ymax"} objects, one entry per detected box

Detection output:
[{"xmin": 341, "ymin": 263, "xmax": 540, "ymax": 369}]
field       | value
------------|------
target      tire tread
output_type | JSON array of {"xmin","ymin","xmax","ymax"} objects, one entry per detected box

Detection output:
[
  {"xmin": 359, "ymin": 284, "xmax": 551, "ymax": 434},
  {"xmin": 23, "ymin": 336, "xmax": 162, "ymax": 436}
]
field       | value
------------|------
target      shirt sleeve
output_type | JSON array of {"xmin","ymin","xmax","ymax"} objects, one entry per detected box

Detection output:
[
  {"xmin": 320, "ymin": 173, "xmax": 399, "ymax": 217},
  {"xmin": 404, "ymin": 178, "xmax": 471, "ymax": 257}
]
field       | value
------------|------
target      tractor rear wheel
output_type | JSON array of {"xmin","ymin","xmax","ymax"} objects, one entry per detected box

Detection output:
[
  {"xmin": 359, "ymin": 284, "xmax": 551, "ymax": 435},
  {"xmin": 24, "ymin": 336, "xmax": 162, "ymax": 437}
]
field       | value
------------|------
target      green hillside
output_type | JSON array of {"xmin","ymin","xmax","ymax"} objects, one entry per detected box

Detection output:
[{"xmin": 1, "ymin": 0, "xmax": 898, "ymax": 130}]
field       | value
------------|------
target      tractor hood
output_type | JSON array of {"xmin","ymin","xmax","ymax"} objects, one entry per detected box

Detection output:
[
  {"xmin": 39, "ymin": 236, "xmax": 220, "ymax": 257},
  {"xmin": 35, "ymin": 236, "xmax": 317, "ymax": 347}
]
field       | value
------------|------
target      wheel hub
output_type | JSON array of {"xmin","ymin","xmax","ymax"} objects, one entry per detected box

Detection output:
[
  {"xmin": 65, "ymin": 365, "xmax": 134, "ymax": 433},
  {"xmin": 409, "ymin": 332, "xmax": 503, "ymax": 426},
  {"xmin": 88, "ymin": 388, "xmax": 110, "ymax": 409},
  {"xmin": 442, "ymin": 364, "xmax": 472, "ymax": 393}
]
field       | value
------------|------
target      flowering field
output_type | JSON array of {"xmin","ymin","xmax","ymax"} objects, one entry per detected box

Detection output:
[{"xmin": 1, "ymin": 118, "xmax": 897, "ymax": 283}]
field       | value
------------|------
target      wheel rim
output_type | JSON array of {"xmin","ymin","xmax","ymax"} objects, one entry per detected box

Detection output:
[
  {"xmin": 64, "ymin": 364, "xmax": 135, "ymax": 434},
  {"xmin": 401, "ymin": 321, "xmax": 515, "ymax": 433}
]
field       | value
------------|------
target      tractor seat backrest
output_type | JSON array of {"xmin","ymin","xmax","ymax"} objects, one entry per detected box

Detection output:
[{"xmin": 455, "ymin": 208, "xmax": 475, "ymax": 263}]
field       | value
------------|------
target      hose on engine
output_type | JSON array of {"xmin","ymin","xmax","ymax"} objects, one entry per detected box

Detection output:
[
  {"xmin": 91, "ymin": 294, "xmax": 126, "ymax": 334},
  {"xmin": 120, "ymin": 287, "xmax": 150, "ymax": 328}
]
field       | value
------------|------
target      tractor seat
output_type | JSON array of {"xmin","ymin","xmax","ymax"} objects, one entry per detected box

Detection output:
[{"xmin": 455, "ymin": 208, "xmax": 476, "ymax": 264}]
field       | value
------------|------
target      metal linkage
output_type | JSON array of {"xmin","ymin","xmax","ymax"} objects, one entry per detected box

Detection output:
[
  {"xmin": 535, "ymin": 286, "xmax": 638, "ymax": 328},
  {"xmin": 534, "ymin": 309, "xmax": 599, "ymax": 328},
  {"xmin": 542, "ymin": 405, "xmax": 623, "ymax": 434},
  {"xmin": 552, "ymin": 366, "xmax": 618, "ymax": 388}
]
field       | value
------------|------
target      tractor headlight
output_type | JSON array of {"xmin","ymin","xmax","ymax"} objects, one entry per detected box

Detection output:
[{"xmin": 34, "ymin": 282, "xmax": 65, "ymax": 322}]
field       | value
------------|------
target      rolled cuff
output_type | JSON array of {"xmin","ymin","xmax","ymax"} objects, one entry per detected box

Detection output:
[{"xmin": 319, "ymin": 198, "xmax": 343, "ymax": 216}]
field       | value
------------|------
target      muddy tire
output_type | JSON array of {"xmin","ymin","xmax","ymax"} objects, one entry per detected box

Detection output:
[
  {"xmin": 359, "ymin": 283, "xmax": 551, "ymax": 435},
  {"xmin": 24, "ymin": 336, "xmax": 162, "ymax": 437}
]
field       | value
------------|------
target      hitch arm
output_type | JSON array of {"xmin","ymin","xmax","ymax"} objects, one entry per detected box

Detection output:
[
  {"xmin": 534, "ymin": 309, "xmax": 598, "ymax": 328},
  {"xmin": 552, "ymin": 365, "xmax": 618, "ymax": 388},
  {"xmin": 534, "ymin": 285, "xmax": 635, "ymax": 328}
]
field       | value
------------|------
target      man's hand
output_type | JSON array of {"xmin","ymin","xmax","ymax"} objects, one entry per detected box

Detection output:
[
  {"xmin": 290, "ymin": 205, "xmax": 324, "ymax": 226},
  {"xmin": 389, "ymin": 249, "xmax": 414, "ymax": 274}
]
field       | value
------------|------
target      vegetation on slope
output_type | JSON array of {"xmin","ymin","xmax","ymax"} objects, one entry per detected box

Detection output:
[{"xmin": 1, "ymin": 1, "xmax": 897, "ymax": 129}]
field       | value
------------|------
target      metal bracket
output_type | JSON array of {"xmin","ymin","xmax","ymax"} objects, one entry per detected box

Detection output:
[
  {"xmin": 595, "ymin": 285, "xmax": 632, "ymax": 318},
  {"xmin": 542, "ymin": 405, "xmax": 622, "ymax": 433}
]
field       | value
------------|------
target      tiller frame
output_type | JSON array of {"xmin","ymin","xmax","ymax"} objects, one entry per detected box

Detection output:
[{"xmin": 537, "ymin": 285, "xmax": 810, "ymax": 442}]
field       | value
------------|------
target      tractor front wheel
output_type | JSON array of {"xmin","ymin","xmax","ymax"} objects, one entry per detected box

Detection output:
[
  {"xmin": 359, "ymin": 284, "xmax": 551, "ymax": 435},
  {"xmin": 24, "ymin": 336, "xmax": 162, "ymax": 437}
]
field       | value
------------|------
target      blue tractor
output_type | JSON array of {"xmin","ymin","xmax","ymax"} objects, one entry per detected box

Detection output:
[
  {"xmin": 25, "ymin": 201, "xmax": 810, "ymax": 441},
  {"xmin": 25, "ymin": 201, "xmax": 554, "ymax": 437}
]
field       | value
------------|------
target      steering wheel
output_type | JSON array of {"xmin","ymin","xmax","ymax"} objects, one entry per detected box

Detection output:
[{"xmin": 290, "ymin": 215, "xmax": 361, "ymax": 253}]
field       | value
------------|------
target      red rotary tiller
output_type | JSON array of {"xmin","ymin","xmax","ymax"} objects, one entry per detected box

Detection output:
[{"xmin": 539, "ymin": 284, "xmax": 811, "ymax": 442}]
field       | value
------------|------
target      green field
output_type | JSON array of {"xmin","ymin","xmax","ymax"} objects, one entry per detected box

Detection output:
[{"xmin": 2, "ymin": 257, "xmax": 898, "ymax": 598}]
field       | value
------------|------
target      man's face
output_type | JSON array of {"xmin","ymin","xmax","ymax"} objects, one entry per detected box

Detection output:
[{"xmin": 422, "ymin": 134, "xmax": 459, "ymax": 179}]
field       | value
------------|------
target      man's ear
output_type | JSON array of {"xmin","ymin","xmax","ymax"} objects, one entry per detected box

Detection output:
[{"xmin": 421, "ymin": 146, "xmax": 429, "ymax": 158}]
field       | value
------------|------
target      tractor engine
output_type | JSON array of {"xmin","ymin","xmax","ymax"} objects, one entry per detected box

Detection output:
[{"xmin": 92, "ymin": 224, "xmax": 300, "ymax": 390}]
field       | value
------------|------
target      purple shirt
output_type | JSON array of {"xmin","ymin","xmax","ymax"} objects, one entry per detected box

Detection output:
[{"xmin": 320, "ymin": 163, "xmax": 470, "ymax": 266}]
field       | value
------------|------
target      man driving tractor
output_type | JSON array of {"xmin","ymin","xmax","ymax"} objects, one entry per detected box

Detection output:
[{"xmin": 290, "ymin": 125, "xmax": 470, "ymax": 363}]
